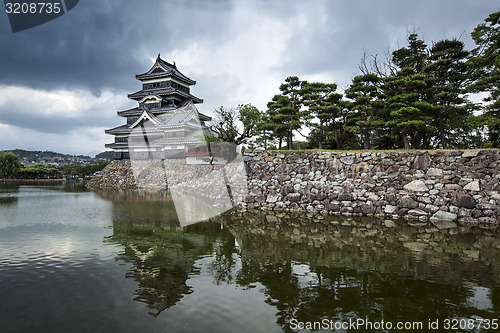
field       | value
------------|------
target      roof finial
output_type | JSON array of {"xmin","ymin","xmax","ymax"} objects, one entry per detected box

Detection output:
[{"xmin": 157, "ymin": 53, "xmax": 161, "ymax": 59}]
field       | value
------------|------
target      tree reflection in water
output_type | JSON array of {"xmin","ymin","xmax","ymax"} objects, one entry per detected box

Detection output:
[
  {"xmin": 101, "ymin": 191, "xmax": 499, "ymax": 330},
  {"xmin": 222, "ymin": 211, "xmax": 499, "ymax": 330},
  {"xmin": 0, "ymin": 183, "xmax": 20, "ymax": 205}
]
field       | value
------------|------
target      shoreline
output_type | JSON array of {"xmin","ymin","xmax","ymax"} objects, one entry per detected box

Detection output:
[{"xmin": 1, "ymin": 178, "xmax": 64, "ymax": 183}]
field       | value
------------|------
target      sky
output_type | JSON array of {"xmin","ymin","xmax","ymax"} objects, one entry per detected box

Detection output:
[{"xmin": 0, "ymin": 0, "xmax": 498, "ymax": 156}]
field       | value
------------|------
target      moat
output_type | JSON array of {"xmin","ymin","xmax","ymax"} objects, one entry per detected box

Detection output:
[{"xmin": 0, "ymin": 183, "xmax": 498, "ymax": 332}]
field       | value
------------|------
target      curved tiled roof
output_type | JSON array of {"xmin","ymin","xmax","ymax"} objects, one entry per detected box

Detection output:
[
  {"xmin": 135, "ymin": 54, "xmax": 196, "ymax": 85},
  {"xmin": 127, "ymin": 88, "xmax": 203, "ymax": 104}
]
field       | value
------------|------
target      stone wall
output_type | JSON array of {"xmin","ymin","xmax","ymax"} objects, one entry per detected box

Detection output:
[
  {"xmin": 86, "ymin": 160, "xmax": 137, "ymax": 190},
  {"xmin": 243, "ymin": 149, "xmax": 499, "ymax": 230},
  {"xmin": 87, "ymin": 150, "xmax": 500, "ymax": 229}
]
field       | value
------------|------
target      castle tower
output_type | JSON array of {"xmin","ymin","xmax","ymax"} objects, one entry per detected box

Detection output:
[{"xmin": 105, "ymin": 55, "xmax": 211, "ymax": 159}]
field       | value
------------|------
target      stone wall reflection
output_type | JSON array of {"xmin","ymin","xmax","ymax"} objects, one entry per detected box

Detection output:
[
  {"xmin": 100, "ymin": 190, "xmax": 499, "ymax": 328},
  {"xmin": 95, "ymin": 190, "xmax": 179, "ymax": 227},
  {"xmin": 218, "ymin": 211, "xmax": 500, "ymax": 329},
  {"xmin": 220, "ymin": 211, "xmax": 499, "ymax": 286}
]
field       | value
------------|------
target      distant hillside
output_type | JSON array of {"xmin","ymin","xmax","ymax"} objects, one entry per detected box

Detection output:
[
  {"xmin": 95, "ymin": 151, "xmax": 113, "ymax": 160},
  {"xmin": 2, "ymin": 149, "xmax": 111, "ymax": 167},
  {"xmin": 7, "ymin": 149, "xmax": 90, "ymax": 159}
]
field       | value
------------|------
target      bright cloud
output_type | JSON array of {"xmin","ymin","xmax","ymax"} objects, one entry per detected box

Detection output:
[
  {"xmin": 163, "ymin": 2, "xmax": 294, "ymax": 112},
  {"xmin": 0, "ymin": 85, "xmax": 134, "ymax": 154}
]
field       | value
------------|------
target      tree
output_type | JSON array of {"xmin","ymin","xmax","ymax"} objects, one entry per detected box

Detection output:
[
  {"xmin": 252, "ymin": 112, "xmax": 275, "ymax": 150},
  {"xmin": 60, "ymin": 162, "xmax": 82, "ymax": 178},
  {"xmin": 300, "ymin": 82, "xmax": 343, "ymax": 149},
  {"xmin": 328, "ymin": 100, "xmax": 354, "ymax": 150},
  {"xmin": 345, "ymin": 74, "xmax": 384, "ymax": 149},
  {"xmin": 470, "ymin": 11, "xmax": 500, "ymax": 147},
  {"xmin": 238, "ymin": 103, "xmax": 264, "ymax": 144},
  {"xmin": 0, "ymin": 152, "xmax": 21, "ymax": 178},
  {"xmin": 208, "ymin": 106, "xmax": 239, "ymax": 144},
  {"xmin": 265, "ymin": 94, "xmax": 292, "ymax": 150},
  {"xmin": 278, "ymin": 76, "xmax": 307, "ymax": 150},
  {"xmin": 208, "ymin": 104, "xmax": 264, "ymax": 145},
  {"xmin": 384, "ymin": 67, "xmax": 433, "ymax": 149},
  {"xmin": 18, "ymin": 163, "xmax": 61, "ymax": 179},
  {"xmin": 81, "ymin": 160, "xmax": 110, "ymax": 176},
  {"xmin": 392, "ymin": 33, "xmax": 428, "ymax": 72},
  {"xmin": 383, "ymin": 33, "xmax": 433, "ymax": 149},
  {"xmin": 424, "ymin": 39, "xmax": 472, "ymax": 149}
]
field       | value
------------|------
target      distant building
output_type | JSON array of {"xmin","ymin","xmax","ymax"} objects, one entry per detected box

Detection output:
[{"xmin": 105, "ymin": 55, "xmax": 212, "ymax": 160}]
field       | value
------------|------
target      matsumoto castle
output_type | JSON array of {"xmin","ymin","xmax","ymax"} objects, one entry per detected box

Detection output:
[{"xmin": 105, "ymin": 55, "xmax": 212, "ymax": 161}]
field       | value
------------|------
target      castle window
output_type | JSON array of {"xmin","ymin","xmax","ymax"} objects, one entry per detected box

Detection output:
[{"xmin": 115, "ymin": 137, "xmax": 128, "ymax": 143}]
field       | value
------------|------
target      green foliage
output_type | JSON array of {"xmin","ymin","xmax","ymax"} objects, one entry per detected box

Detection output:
[
  {"xmin": 0, "ymin": 151, "xmax": 21, "ymax": 178},
  {"xmin": 209, "ymin": 106, "xmax": 240, "ymax": 144},
  {"xmin": 300, "ymin": 81, "xmax": 343, "ymax": 149},
  {"xmin": 424, "ymin": 39, "xmax": 472, "ymax": 149},
  {"xmin": 383, "ymin": 67, "xmax": 433, "ymax": 149},
  {"xmin": 277, "ymin": 76, "xmax": 308, "ymax": 149},
  {"xmin": 95, "ymin": 151, "xmax": 113, "ymax": 160},
  {"xmin": 0, "ymin": 150, "xmax": 109, "ymax": 179},
  {"xmin": 209, "ymin": 104, "xmax": 264, "ymax": 145},
  {"xmin": 392, "ymin": 33, "xmax": 428, "ymax": 72},
  {"xmin": 238, "ymin": 104, "xmax": 264, "ymax": 141},
  {"xmin": 292, "ymin": 141, "xmax": 313, "ymax": 150},
  {"xmin": 345, "ymin": 74, "xmax": 384, "ymax": 149},
  {"xmin": 265, "ymin": 94, "xmax": 292, "ymax": 149},
  {"xmin": 470, "ymin": 11, "xmax": 500, "ymax": 146},
  {"xmin": 5, "ymin": 149, "xmax": 95, "ymax": 162},
  {"xmin": 18, "ymin": 163, "xmax": 61, "ymax": 179},
  {"xmin": 203, "ymin": 133, "xmax": 221, "ymax": 144},
  {"xmin": 82, "ymin": 160, "xmax": 111, "ymax": 175},
  {"xmin": 59, "ymin": 160, "xmax": 110, "ymax": 178}
]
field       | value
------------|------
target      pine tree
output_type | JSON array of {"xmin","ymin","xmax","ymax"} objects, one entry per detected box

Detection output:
[
  {"xmin": 424, "ymin": 39, "xmax": 472, "ymax": 149},
  {"xmin": 300, "ymin": 82, "xmax": 342, "ymax": 149},
  {"xmin": 253, "ymin": 115, "xmax": 274, "ymax": 150},
  {"xmin": 392, "ymin": 33, "xmax": 428, "ymax": 72},
  {"xmin": 278, "ymin": 76, "xmax": 307, "ymax": 150},
  {"xmin": 345, "ymin": 74, "xmax": 384, "ymax": 149},
  {"xmin": 384, "ymin": 33, "xmax": 433, "ymax": 149},
  {"xmin": 384, "ymin": 67, "xmax": 432, "ymax": 149},
  {"xmin": 265, "ymin": 94, "xmax": 290, "ymax": 150},
  {"xmin": 470, "ymin": 11, "xmax": 500, "ymax": 146},
  {"xmin": 329, "ymin": 100, "xmax": 354, "ymax": 150}
]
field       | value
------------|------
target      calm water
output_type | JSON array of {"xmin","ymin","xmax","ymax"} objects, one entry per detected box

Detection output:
[{"xmin": 0, "ymin": 183, "xmax": 498, "ymax": 332}]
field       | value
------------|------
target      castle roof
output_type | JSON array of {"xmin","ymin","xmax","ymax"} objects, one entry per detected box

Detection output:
[
  {"xmin": 135, "ymin": 54, "xmax": 196, "ymax": 85},
  {"xmin": 117, "ymin": 100, "xmax": 211, "ymax": 121},
  {"xmin": 107, "ymin": 101, "xmax": 212, "ymax": 136},
  {"xmin": 127, "ymin": 87, "xmax": 203, "ymax": 104}
]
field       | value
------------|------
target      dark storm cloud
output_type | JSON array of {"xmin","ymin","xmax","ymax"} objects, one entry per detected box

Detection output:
[
  {"xmin": 0, "ymin": 0, "xmax": 234, "ymax": 93},
  {"xmin": 275, "ymin": 0, "xmax": 499, "ymax": 85},
  {"xmin": 0, "ymin": 0, "xmax": 496, "ymax": 94},
  {"xmin": 0, "ymin": 0, "xmax": 498, "ymax": 154},
  {"xmin": 0, "ymin": 109, "xmax": 92, "ymax": 134}
]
